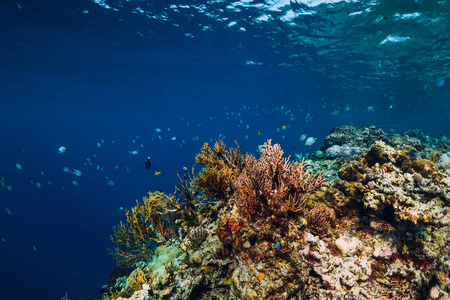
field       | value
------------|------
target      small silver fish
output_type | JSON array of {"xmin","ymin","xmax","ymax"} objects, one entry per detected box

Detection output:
[
  {"xmin": 58, "ymin": 146, "xmax": 66, "ymax": 153},
  {"xmin": 5, "ymin": 206, "xmax": 13, "ymax": 215},
  {"xmin": 305, "ymin": 137, "xmax": 317, "ymax": 146}
]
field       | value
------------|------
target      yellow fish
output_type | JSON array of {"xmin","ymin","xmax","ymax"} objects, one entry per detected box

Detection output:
[
  {"xmin": 154, "ymin": 171, "xmax": 163, "ymax": 177},
  {"xmin": 257, "ymin": 130, "xmax": 263, "ymax": 137}
]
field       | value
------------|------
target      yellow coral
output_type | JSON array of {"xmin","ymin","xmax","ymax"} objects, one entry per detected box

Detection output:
[
  {"xmin": 431, "ymin": 151, "xmax": 443, "ymax": 163},
  {"xmin": 195, "ymin": 142, "xmax": 221, "ymax": 166},
  {"xmin": 194, "ymin": 141, "xmax": 242, "ymax": 199},
  {"xmin": 194, "ymin": 166, "xmax": 238, "ymax": 199},
  {"xmin": 109, "ymin": 191, "xmax": 181, "ymax": 267},
  {"xmin": 126, "ymin": 267, "xmax": 152, "ymax": 291}
]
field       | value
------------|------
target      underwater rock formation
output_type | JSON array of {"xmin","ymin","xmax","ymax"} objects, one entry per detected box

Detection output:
[{"xmin": 101, "ymin": 129, "xmax": 450, "ymax": 300}]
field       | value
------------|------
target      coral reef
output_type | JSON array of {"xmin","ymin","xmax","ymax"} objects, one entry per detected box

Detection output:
[{"xmin": 101, "ymin": 132, "xmax": 450, "ymax": 300}]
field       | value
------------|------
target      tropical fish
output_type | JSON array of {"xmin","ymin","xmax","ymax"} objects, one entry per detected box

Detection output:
[
  {"xmin": 30, "ymin": 179, "xmax": 43, "ymax": 189},
  {"xmin": 155, "ymin": 128, "xmax": 162, "ymax": 132},
  {"xmin": 305, "ymin": 137, "xmax": 317, "ymax": 146},
  {"xmin": 257, "ymin": 130, "xmax": 264, "ymax": 137},
  {"xmin": 4, "ymin": 206, "xmax": 13, "ymax": 215},
  {"xmin": 145, "ymin": 157, "xmax": 152, "ymax": 169},
  {"xmin": 171, "ymin": 137, "xmax": 176, "ymax": 141},
  {"xmin": 72, "ymin": 180, "xmax": 79, "ymax": 185},
  {"xmin": 129, "ymin": 150, "xmax": 139, "ymax": 155},
  {"xmin": 299, "ymin": 134, "xmax": 307, "ymax": 141},
  {"xmin": 437, "ymin": 79, "xmax": 446, "ymax": 87},
  {"xmin": 72, "ymin": 169, "xmax": 82, "ymax": 177},
  {"xmin": 154, "ymin": 171, "xmax": 163, "ymax": 177},
  {"xmin": 16, "ymin": 163, "xmax": 23, "ymax": 170},
  {"xmin": 58, "ymin": 146, "xmax": 66, "ymax": 153},
  {"xmin": 106, "ymin": 178, "xmax": 115, "ymax": 186},
  {"xmin": 0, "ymin": 176, "xmax": 6, "ymax": 186},
  {"xmin": 367, "ymin": 106, "xmax": 375, "ymax": 112}
]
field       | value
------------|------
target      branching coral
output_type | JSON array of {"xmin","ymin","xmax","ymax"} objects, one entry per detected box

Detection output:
[
  {"xmin": 109, "ymin": 191, "xmax": 180, "ymax": 267},
  {"xmin": 175, "ymin": 166, "xmax": 199, "ymax": 223},
  {"xmin": 305, "ymin": 204, "xmax": 336, "ymax": 235},
  {"xmin": 183, "ymin": 227, "xmax": 207, "ymax": 251},
  {"xmin": 126, "ymin": 267, "xmax": 152, "ymax": 292},
  {"xmin": 194, "ymin": 141, "xmax": 242, "ymax": 199},
  {"xmin": 232, "ymin": 139, "xmax": 324, "ymax": 221}
]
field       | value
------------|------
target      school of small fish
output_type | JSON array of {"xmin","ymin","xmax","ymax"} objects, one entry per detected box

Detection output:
[{"xmin": 1, "ymin": 103, "xmax": 371, "ymax": 252}]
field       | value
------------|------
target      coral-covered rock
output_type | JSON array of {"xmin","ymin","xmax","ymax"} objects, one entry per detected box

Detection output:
[
  {"xmin": 102, "ymin": 135, "xmax": 450, "ymax": 300},
  {"xmin": 323, "ymin": 125, "xmax": 384, "ymax": 149}
]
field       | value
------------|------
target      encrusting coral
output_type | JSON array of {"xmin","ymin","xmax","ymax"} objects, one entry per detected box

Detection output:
[{"xmin": 102, "ymin": 132, "xmax": 450, "ymax": 300}]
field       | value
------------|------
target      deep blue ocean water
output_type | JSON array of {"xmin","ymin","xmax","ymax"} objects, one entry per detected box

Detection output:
[{"xmin": 1, "ymin": 0, "xmax": 449, "ymax": 298}]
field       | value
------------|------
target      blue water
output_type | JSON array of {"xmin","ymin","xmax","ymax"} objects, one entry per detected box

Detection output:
[{"xmin": 1, "ymin": 0, "xmax": 449, "ymax": 299}]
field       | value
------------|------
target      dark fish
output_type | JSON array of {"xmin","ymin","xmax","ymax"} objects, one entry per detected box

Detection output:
[
  {"xmin": 408, "ymin": 150, "xmax": 419, "ymax": 158},
  {"xmin": 145, "ymin": 157, "xmax": 151, "ymax": 169}
]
